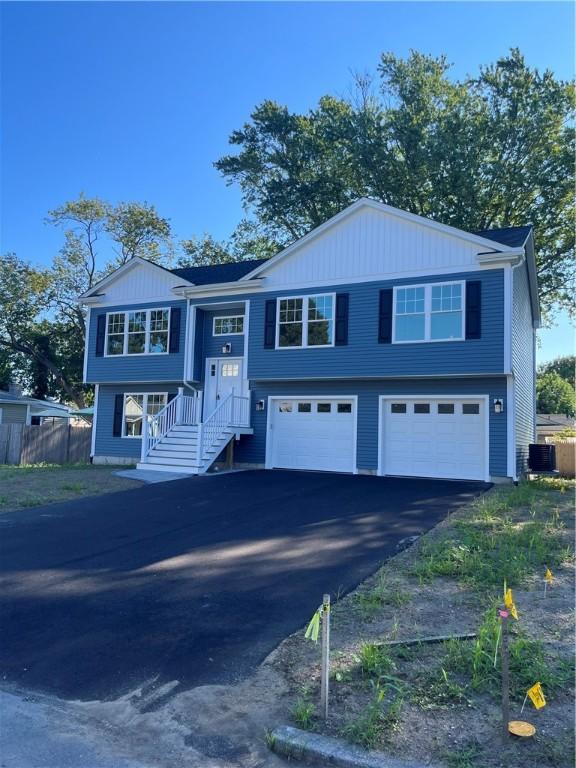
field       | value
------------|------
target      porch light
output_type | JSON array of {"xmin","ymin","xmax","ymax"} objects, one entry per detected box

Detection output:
[
  {"xmin": 494, "ymin": 398, "xmax": 504, "ymax": 414},
  {"xmin": 221, "ymin": 342, "xmax": 232, "ymax": 354}
]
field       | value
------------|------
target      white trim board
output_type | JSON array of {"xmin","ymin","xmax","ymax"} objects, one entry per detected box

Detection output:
[
  {"xmin": 265, "ymin": 394, "xmax": 359, "ymax": 474},
  {"xmin": 90, "ymin": 384, "xmax": 99, "ymax": 458},
  {"xmin": 377, "ymin": 394, "xmax": 491, "ymax": 482}
]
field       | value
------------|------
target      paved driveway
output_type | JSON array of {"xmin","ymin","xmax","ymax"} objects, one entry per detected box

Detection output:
[{"xmin": 0, "ymin": 470, "xmax": 488, "ymax": 702}]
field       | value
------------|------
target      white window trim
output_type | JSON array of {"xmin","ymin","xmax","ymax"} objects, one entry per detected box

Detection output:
[
  {"xmin": 121, "ymin": 391, "xmax": 168, "ymax": 438},
  {"xmin": 392, "ymin": 281, "xmax": 465, "ymax": 344},
  {"xmin": 275, "ymin": 293, "xmax": 336, "ymax": 350},
  {"xmin": 104, "ymin": 308, "xmax": 171, "ymax": 357},
  {"xmin": 212, "ymin": 315, "xmax": 245, "ymax": 336}
]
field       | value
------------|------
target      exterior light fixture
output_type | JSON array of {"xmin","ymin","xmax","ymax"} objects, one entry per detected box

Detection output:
[
  {"xmin": 494, "ymin": 398, "xmax": 504, "ymax": 414},
  {"xmin": 221, "ymin": 342, "xmax": 231, "ymax": 354}
]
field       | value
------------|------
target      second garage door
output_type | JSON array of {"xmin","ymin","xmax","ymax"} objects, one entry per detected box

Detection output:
[
  {"xmin": 381, "ymin": 397, "xmax": 487, "ymax": 481},
  {"xmin": 268, "ymin": 398, "xmax": 356, "ymax": 473}
]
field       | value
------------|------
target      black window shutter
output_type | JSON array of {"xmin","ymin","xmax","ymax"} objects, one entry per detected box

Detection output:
[
  {"xmin": 378, "ymin": 289, "xmax": 393, "ymax": 343},
  {"xmin": 95, "ymin": 314, "xmax": 106, "ymax": 357},
  {"xmin": 465, "ymin": 281, "xmax": 481, "ymax": 339},
  {"xmin": 112, "ymin": 394, "xmax": 124, "ymax": 437},
  {"xmin": 169, "ymin": 307, "xmax": 181, "ymax": 353},
  {"xmin": 264, "ymin": 299, "xmax": 276, "ymax": 348},
  {"xmin": 335, "ymin": 293, "xmax": 349, "ymax": 346}
]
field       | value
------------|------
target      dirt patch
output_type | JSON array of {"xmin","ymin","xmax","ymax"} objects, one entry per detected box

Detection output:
[
  {"xmin": 267, "ymin": 481, "xmax": 575, "ymax": 768},
  {"xmin": 0, "ymin": 465, "xmax": 141, "ymax": 513}
]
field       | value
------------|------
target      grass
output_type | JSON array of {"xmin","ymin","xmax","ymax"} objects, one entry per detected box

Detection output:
[
  {"xmin": 410, "ymin": 481, "xmax": 572, "ymax": 590},
  {"xmin": 442, "ymin": 743, "xmax": 482, "ymax": 768},
  {"xmin": 357, "ymin": 575, "xmax": 411, "ymax": 619},
  {"xmin": 442, "ymin": 607, "xmax": 573, "ymax": 701},
  {"xmin": 341, "ymin": 684, "xmax": 403, "ymax": 749},
  {"xmin": 411, "ymin": 666, "xmax": 470, "ymax": 710},
  {"xmin": 292, "ymin": 698, "xmax": 316, "ymax": 730},
  {"xmin": 0, "ymin": 463, "xmax": 140, "ymax": 513}
]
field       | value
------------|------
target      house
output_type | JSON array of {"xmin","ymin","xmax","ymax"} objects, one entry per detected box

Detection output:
[
  {"xmin": 0, "ymin": 387, "xmax": 72, "ymax": 425},
  {"xmin": 536, "ymin": 414, "xmax": 575, "ymax": 443},
  {"xmin": 78, "ymin": 199, "xmax": 539, "ymax": 482}
]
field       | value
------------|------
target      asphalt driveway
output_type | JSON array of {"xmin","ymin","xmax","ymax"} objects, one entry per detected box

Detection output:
[{"xmin": 0, "ymin": 470, "xmax": 488, "ymax": 702}]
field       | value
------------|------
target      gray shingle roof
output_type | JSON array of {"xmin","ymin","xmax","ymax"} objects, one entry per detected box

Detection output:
[
  {"xmin": 474, "ymin": 226, "xmax": 533, "ymax": 249},
  {"xmin": 171, "ymin": 259, "xmax": 267, "ymax": 285}
]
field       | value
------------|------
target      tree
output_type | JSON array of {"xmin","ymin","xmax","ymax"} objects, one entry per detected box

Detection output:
[
  {"xmin": 179, "ymin": 220, "xmax": 277, "ymax": 267},
  {"xmin": 216, "ymin": 49, "xmax": 575, "ymax": 320},
  {"xmin": 539, "ymin": 355, "xmax": 575, "ymax": 388},
  {"xmin": 536, "ymin": 371, "xmax": 576, "ymax": 416}
]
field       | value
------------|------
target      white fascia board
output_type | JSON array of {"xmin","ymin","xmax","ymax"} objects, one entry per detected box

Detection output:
[
  {"xmin": 172, "ymin": 279, "xmax": 264, "ymax": 298},
  {"xmin": 78, "ymin": 257, "xmax": 195, "ymax": 303},
  {"xmin": 240, "ymin": 198, "xmax": 520, "ymax": 282}
]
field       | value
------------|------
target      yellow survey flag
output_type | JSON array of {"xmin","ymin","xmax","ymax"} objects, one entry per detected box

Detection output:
[
  {"xmin": 527, "ymin": 682, "xmax": 546, "ymax": 710},
  {"xmin": 304, "ymin": 609, "xmax": 321, "ymax": 643},
  {"xmin": 504, "ymin": 588, "xmax": 519, "ymax": 620},
  {"xmin": 545, "ymin": 568, "xmax": 553, "ymax": 585}
]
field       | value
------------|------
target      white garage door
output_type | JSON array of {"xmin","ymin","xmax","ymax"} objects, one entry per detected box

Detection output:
[
  {"xmin": 382, "ymin": 398, "xmax": 486, "ymax": 481},
  {"xmin": 268, "ymin": 398, "xmax": 356, "ymax": 473}
]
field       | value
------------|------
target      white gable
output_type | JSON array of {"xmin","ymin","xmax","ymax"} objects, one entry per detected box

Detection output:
[
  {"xmin": 87, "ymin": 261, "xmax": 186, "ymax": 305},
  {"xmin": 256, "ymin": 205, "xmax": 497, "ymax": 289}
]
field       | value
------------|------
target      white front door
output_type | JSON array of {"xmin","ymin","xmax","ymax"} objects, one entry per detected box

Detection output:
[
  {"xmin": 204, "ymin": 358, "xmax": 244, "ymax": 418},
  {"xmin": 381, "ymin": 397, "xmax": 487, "ymax": 481},
  {"xmin": 267, "ymin": 397, "xmax": 356, "ymax": 473}
]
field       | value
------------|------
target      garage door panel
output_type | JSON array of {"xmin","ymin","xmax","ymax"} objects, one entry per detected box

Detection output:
[
  {"xmin": 270, "ymin": 399, "xmax": 355, "ymax": 473},
  {"xmin": 382, "ymin": 398, "xmax": 486, "ymax": 481}
]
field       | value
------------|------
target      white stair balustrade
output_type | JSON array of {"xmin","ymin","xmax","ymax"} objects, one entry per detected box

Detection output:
[{"xmin": 137, "ymin": 389, "xmax": 251, "ymax": 474}]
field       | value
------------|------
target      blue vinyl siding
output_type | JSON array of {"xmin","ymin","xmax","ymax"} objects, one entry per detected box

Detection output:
[
  {"xmin": 234, "ymin": 377, "xmax": 508, "ymax": 477},
  {"xmin": 189, "ymin": 269, "xmax": 504, "ymax": 380},
  {"xmin": 86, "ymin": 300, "xmax": 187, "ymax": 383},
  {"xmin": 512, "ymin": 263, "xmax": 536, "ymax": 475},
  {"xmin": 201, "ymin": 309, "xmax": 245, "ymax": 370},
  {"xmin": 94, "ymin": 383, "xmax": 180, "ymax": 458}
]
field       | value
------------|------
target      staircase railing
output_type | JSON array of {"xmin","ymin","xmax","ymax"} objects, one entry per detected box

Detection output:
[
  {"xmin": 198, "ymin": 390, "xmax": 250, "ymax": 468},
  {"xmin": 141, "ymin": 389, "xmax": 202, "ymax": 461}
]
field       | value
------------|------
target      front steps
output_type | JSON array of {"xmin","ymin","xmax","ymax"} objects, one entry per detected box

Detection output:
[{"xmin": 137, "ymin": 423, "xmax": 244, "ymax": 475}]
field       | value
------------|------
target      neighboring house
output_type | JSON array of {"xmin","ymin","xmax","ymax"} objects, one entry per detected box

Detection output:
[
  {"xmin": 0, "ymin": 388, "xmax": 72, "ymax": 425},
  {"xmin": 79, "ymin": 198, "xmax": 539, "ymax": 482},
  {"xmin": 536, "ymin": 414, "xmax": 576, "ymax": 443}
]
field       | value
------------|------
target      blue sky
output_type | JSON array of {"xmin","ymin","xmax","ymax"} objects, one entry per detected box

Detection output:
[{"xmin": 1, "ymin": 1, "xmax": 574, "ymax": 362}]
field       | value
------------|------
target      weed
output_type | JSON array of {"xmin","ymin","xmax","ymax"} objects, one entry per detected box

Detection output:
[
  {"xmin": 61, "ymin": 483, "xmax": 84, "ymax": 492},
  {"xmin": 292, "ymin": 698, "xmax": 316, "ymax": 730},
  {"xmin": 357, "ymin": 575, "xmax": 411, "ymax": 619},
  {"xmin": 411, "ymin": 666, "xmax": 470, "ymax": 709},
  {"xmin": 358, "ymin": 643, "xmax": 396, "ymax": 679},
  {"xmin": 442, "ymin": 743, "xmax": 482, "ymax": 768},
  {"xmin": 443, "ymin": 607, "xmax": 573, "ymax": 701},
  {"xmin": 341, "ymin": 683, "xmax": 403, "ymax": 749},
  {"xmin": 410, "ymin": 487, "xmax": 570, "ymax": 590},
  {"xmin": 263, "ymin": 729, "xmax": 276, "ymax": 749}
]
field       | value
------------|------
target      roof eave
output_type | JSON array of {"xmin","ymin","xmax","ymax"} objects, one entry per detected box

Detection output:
[{"xmin": 172, "ymin": 278, "xmax": 264, "ymax": 297}]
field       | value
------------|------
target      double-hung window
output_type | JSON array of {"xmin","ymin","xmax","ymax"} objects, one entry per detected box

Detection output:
[
  {"xmin": 123, "ymin": 392, "xmax": 167, "ymax": 437},
  {"xmin": 277, "ymin": 294, "xmax": 334, "ymax": 348},
  {"xmin": 106, "ymin": 308, "xmax": 170, "ymax": 356},
  {"xmin": 393, "ymin": 282, "xmax": 464, "ymax": 343}
]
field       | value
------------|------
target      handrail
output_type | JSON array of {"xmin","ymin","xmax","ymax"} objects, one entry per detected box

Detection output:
[
  {"xmin": 198, "ymin": 391, "xmax": 251, "ymax": 467},
  {"xmin": 141, "ymin": 390, "xmax": 202, "ymax": 461}
]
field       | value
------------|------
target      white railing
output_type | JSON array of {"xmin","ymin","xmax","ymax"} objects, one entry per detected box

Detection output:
[
  {"xmin": 141, "ymin": 389, "xmax": 202, "ymax": 460},
  {"xmin": 198, "ymin": 390, "xmax": 250, "ymax": 468}
]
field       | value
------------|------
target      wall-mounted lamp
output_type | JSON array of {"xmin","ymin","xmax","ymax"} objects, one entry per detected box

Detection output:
[
  {"xmin": 494, "ymin": 398, "xmax": 504, "ymax": 414},
  {"xmin": 221, "ymin": 342, "xmax": 232, "ymax": 354},
  {"xmin": 256, "ymin": 399, "xmax": 265, "ymax": 412}
]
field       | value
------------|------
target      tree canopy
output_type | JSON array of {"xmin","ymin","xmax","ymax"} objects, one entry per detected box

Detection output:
[
  {"xmin": 536, "ymin": 371, "xmax": 576, "ymax": 417},
  {"xmin": 216, "ymin": 49, "xmax": 575, "ymax": 319}
]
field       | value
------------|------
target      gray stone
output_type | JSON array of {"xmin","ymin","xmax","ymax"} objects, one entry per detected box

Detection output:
[{"xmin": 270, "ymin": 725, "xmax": 435, "ymax": 768}]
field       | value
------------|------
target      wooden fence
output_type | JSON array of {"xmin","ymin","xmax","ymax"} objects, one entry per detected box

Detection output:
[
  {"xmin": 545, "ymin": 437, "xmax": 576, "ymax": 478},
  {"xmin": 0, "ymin": 423, "xmax": 92, "ymax": 465}
]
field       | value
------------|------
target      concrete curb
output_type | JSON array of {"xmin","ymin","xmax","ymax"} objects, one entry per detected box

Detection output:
[{"xmin": 269, "ymin": 725, "xmax": 434, "ymax": 768}]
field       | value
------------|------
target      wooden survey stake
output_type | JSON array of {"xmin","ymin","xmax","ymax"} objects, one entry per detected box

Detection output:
[{"xmin": 320, "ymin": 593, "xmax": 331, "ymax": 720}]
